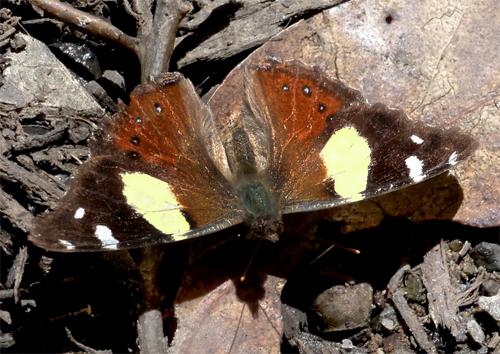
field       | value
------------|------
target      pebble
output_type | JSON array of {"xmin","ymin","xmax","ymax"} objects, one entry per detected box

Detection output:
[
  {"xmin": 312, "ymin": 283, "xmax": 373, "ymax": 332},
  {"xmin": 467, "ymin": 318, "xmax": 485, "ymax": 344},
  {"xmin": 478, "ymin": 292, "xmax": 500, "ymax": 323},
  {"xmin": 471, "ymin": 242, "xmax": 500, "ymax": 272}
]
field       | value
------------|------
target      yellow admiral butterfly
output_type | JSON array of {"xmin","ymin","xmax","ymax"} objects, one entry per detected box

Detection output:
[{"xmin": 29, "ymin": 58, "xmax": 477, "ymax": 251}]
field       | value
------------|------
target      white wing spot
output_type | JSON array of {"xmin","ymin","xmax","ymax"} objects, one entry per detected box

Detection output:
[
  {"xmin": 411, "ymin": 135, "xmax": 424, "ymax": 144},
  {"xmin": 74, "ymin": 207, "xmax": 85, "ymax": 219},
  {"xmin": 95, "ymin": 225, "xmax": 119, "ymax": 250},
  {"xmin": 448, "ymin": 151, "xmax": 458, "ymax": 165},
  {"xmin": 405, "ymin": 156, "xmax": 425, "ymax": 183},
  {"xmin": 59, "ymin": 240, "xmax": 75, "ymax": 250}
]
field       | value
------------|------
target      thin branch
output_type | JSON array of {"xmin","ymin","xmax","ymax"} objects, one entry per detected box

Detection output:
[
  {"xmin": 0, "ymin": 28, "xmax": 16, "ymax": 42},
  {"xmin": 26, "ymin": 0, "xmax": 192, "ymax": 83},
  {"xmin": 122, "ymin": 0, "xmax": 142, "ymax": 24},
  {"xmin": 131, "ymin": 0, "xmax": 154, "ymax": 38},
  {"xmin": 26, "ymin": 0, "xmax": 140, "ymax": 56},
  {"xmin": 140, "ymin": 0, "xmax": 192, "ymax": 82},
  {"xmin": 134, "ymin": 246, "xmax": 165, "ymax": 354}
]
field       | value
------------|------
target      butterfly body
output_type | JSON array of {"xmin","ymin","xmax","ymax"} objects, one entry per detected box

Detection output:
[
  {"xmin": 30, "ymin": 58, "xmax": 477, "ymax": 252},
  {"xmin": 236, "ymin": 177, "xmax": 283, "ymax": 241}
]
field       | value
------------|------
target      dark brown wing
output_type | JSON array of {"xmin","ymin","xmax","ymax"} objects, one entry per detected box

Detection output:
[
  {"xmin": 245, "ymin": 59, "xmax": 477, "ymax": 213},
  {"xmin": 30, "ymin": 73, "xmax": 244, "ymax": 252}
]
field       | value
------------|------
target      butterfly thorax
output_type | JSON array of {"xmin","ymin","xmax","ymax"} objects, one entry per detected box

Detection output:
[
  {"xmin": 224, "ymin": 124, "xmax": 284, "ymax": 241},
  {"xmin": 237, "ymin": 177, "xmax": 283, "ymax": 243}
]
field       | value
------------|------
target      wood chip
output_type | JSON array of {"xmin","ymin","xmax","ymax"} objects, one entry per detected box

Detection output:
[
  {"xmin": 421, "ymin": 241, "xmax": 466, "ymax": 340},
  {"xmin": 0, "ymin": 155, "xmax": 64, "ymax": 208},
  {"xmin": 6, "ymin": 247, "xmax": 28, "ymax": 304},
  {"xmin": 176, "ymin": 0, "xmax": 343, "ymax": 68},
  {"xmin": 391, "ymin": 289, "xmax": 437, "ymax": 354}
]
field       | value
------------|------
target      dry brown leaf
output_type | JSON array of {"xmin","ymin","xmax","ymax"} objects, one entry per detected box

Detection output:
[
  {"xmin": 172, "ymin": 268, "xmax": 284, "ymax": 353},
  {"xmin": 209, "ymin": 0, "xmax": 499, "ymax": 230}
]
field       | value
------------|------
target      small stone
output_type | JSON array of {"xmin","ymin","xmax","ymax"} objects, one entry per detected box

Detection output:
[
  {"xmin": 20, "ymin": 299, "xmax": 36, "ymax": 308},
  {"xmin": 471, "ymin": 242, "xmax": 500, "ymax": 272},
  {"xmin": 478, "ymin": 293, "xmax": 500, "ymax": 323},
  {"xmin": 282, "ymin": 304, "xmax": 308, "ymax": 340},
  {"xmin": 39, "ymin": 255, "xmax": 53, "ymax": 275},
  {"xmin": 0, "ymin": 332, "xmax": 15, "ymax": 349},
  {"xmin": 482, "ymin": 279, "xmax": 500, "ymax": 296},
  {"xmin": 0, "ymin": 134, "xmax": 9, "ymax": 154},
  {"xmin": 488, "ymin": 332, "xmax": 500, "ymax": 349},
  {"xmin": 373, "ymin": 290, "xmax": 386, "ymax": 308},
  {"xmin": 69, "ymin": 121, "xmax": 91, "ymax": 143},
  {"xmin": 382, "ymin": 332, "xmax": 411, "ymax": 353},
  {"xmin": 2, "ymin": 129, "xmax": 15, "ymax": 140},
  {"xmin": 10, "ymin": 33, "xmax": 26, "ymax": 52},
  {"xmin": 467, "ymin": 318, "xmax": 485, "ymax": 344},
  {"xmin": 312, "ymin": 283, "xmax": 373, "ymax": 332},
  {"xmin": 461, "ymin": 255, "xmax": 478, "ymax": 275},
  {"xmin": 0, "ymin": 310, "xmax": 12, "ymax": 325},
  {"xmin": 102, "ymin": 70, "xmax": 126, "ymax": 91},
  {"xmin": 449, "ymin": 239, "xmax": 464, "ymax": 252},
  {"xmin": 341, "ymin": 339, "xmax": 355, "ymax": 349},
  {"xmin": 377, "ymin": 305, "xmax": 399, "ymax": 332},
  {"xmin": 403, "ymin": 273, "xmax": 426, "ymax": 302},
  {"xmin": 381, "ymin": 318, "xmax": 396, "ymax": 331}
]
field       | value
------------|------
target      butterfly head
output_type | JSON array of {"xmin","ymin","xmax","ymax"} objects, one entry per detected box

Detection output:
[{"xmin": 248, "ymin": 214, "xmax": 284, "ymax": 243}]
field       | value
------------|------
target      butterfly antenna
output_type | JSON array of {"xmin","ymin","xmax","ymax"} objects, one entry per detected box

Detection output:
[
  {"xmin": 307, "ymin": 237, "xmax": 360, "ymax": 268},
  {"xmin": 307, "ymin": 244, "xmax": 335, "ymax": 268},
  {"xmin": 240, "ymin": 239, "xmax": 262, "ymax": 282},
  {"xmin": 228, "ymin": 303, "xmax": 245, "ymax": 354},
  {"xmin": 317, "ymin": 237, "xmax": 361, "ymax": 254}
]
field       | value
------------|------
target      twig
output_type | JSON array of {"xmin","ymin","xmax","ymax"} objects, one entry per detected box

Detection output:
[
  {"xmin": 0, "ymin": 28, "xmax": 16, "ymax": 42},
  {"xmin": 11, "ymin": 247, "xmax": 28, "ymax": 304},
  {"xmin": 140, "ymin": 0, "xmax": 192, "ymax": 81},
  {"xmin": 391, "ymin": 289, "xmax": 438, "ymax": 354},
  {"xmin": 122, "ymin": 0, "xmax": 142, "ymax": 23},
  {"xmin": 135, "ymin": 246, "xmax": 166, "ymax": 354},
  {"xmin": 25, "ymin": 0, "xmax": 193, "ymax": 83},
  {"xmin": 386, "ymin": 264, "xmax": 410, "ymax": 298},
  {"xmin": 65, "ymin": 327, "xmax": 112, "ymax": 354},
  {"xmin": 387, "ymin": 264, "xmax": 437, "ymax": 354},
  {"xmin": 22, "ymin": 18, "xmax": 64, "ymax": 29},
  {"xmin": 131, "ymin": 0, "xmax": 153, "ymax": 38},
  {"xmin": 26, "ymin": 0, "xmax": 139, "ymax": 57},
  {"xmin": 137, "ymin": 309, "xmax": 165, "ymax": 353},
  {"xmin": 456, "ymin": 268, "xmax": 485, "ymax": 307}
]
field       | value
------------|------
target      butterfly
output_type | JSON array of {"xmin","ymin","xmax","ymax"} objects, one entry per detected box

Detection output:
[{"xmin": 29, "ymin": 58, "xmax": 478, "ymax": 251}]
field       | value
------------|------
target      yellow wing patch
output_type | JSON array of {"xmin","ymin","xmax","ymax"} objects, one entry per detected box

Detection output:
[
  {"xmin": 320, "ymin": 126, "xmax": 371, "ymax": 202},
  {"xmin": 121, "ymin": 172, "xmax": 190, "ymax": 239}
]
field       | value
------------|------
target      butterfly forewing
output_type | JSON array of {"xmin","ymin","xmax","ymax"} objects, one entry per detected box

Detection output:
[
  {"xmin": 247, "ymin": 60, "xmax": 477, "ymax": 214},
  {"xmin": 30, "ymin": 73, "xmax": 244, "ymax": 252}
]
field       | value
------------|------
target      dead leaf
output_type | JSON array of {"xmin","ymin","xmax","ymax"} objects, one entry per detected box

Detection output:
[{"xmin": 209, "ymin": 0, "xmax": 500, "ymax": 229}]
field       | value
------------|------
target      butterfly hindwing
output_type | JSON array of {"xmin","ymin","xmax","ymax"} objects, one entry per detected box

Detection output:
[
  {"xmin": 246, "ymin": 59, "xmax": 477, "ymax": 213},
  {"xmin": 30, "ymin": 73, "xmax": 244, "ymax": 252}
]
